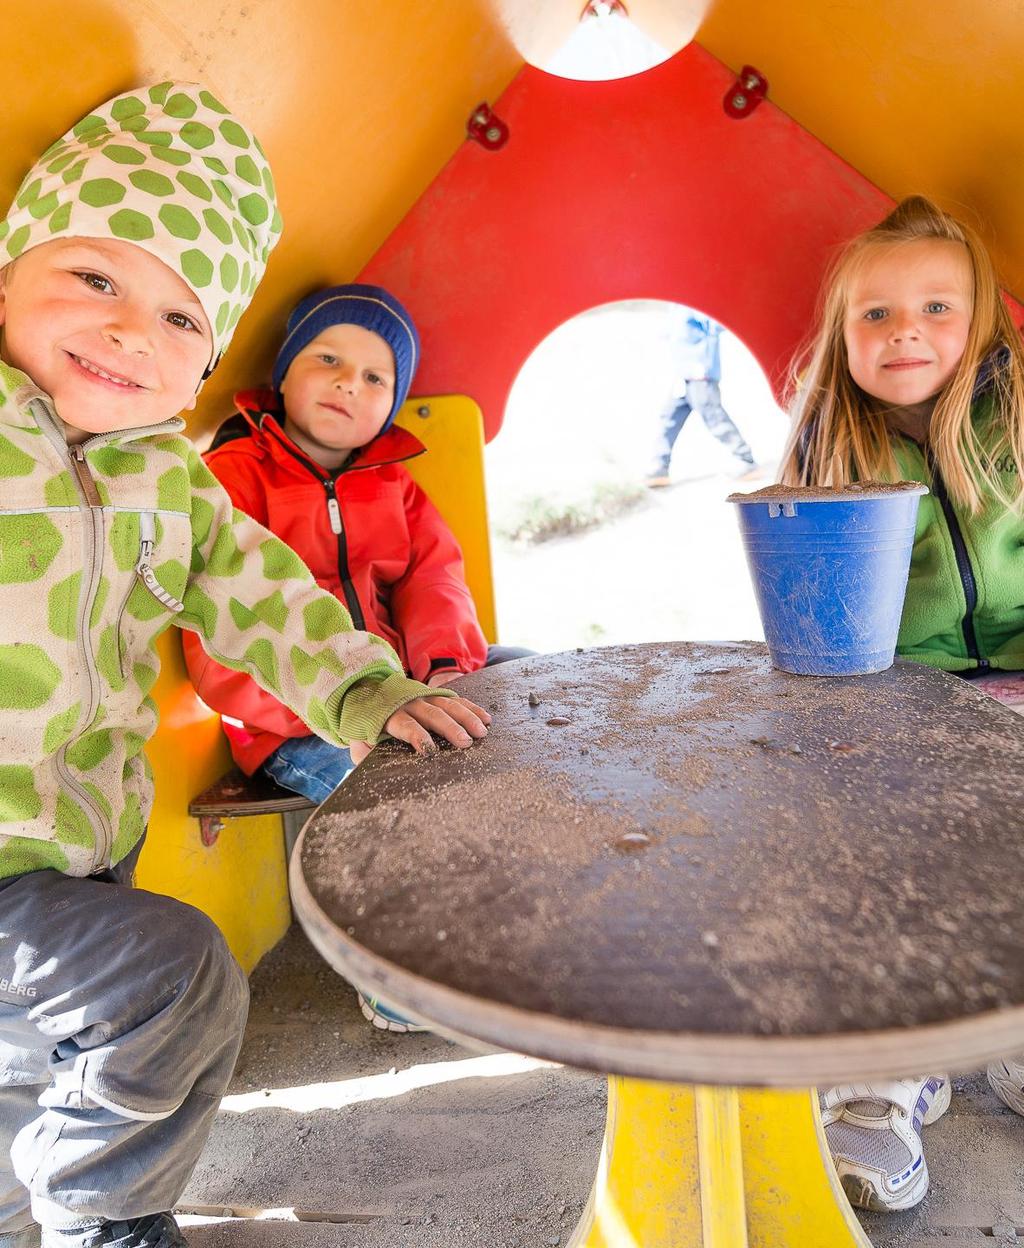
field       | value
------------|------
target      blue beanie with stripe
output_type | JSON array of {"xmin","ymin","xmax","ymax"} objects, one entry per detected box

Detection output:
[{"xmin": 272, "ymin": 284, "xmax": 420, "ymax": 429}]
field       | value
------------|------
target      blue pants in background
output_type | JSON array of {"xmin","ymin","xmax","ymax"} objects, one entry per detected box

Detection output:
[{"xmin": 648, "ymin": 378, "xmax": 754, "ymax": 478}]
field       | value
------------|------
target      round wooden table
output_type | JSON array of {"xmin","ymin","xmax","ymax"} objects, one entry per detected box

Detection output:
[{"xmin": 292, "ymin": 642, "xmax": 1024, "ymax": 1246}]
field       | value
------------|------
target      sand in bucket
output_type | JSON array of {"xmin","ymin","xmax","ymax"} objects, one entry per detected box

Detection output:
[{"xmin": 728, "ymin": 475, "xmax": 928, "ymax": 676}]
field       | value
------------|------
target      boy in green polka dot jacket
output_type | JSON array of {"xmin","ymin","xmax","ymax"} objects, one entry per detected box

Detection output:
[{"xmin": 0, "ymin": 83, "xmax": 488, "ymax": 1248}]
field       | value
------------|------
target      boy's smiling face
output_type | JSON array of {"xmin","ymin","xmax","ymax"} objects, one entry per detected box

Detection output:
[
  {"xmin": 0, "ymin": 237, "xmax": 213, "ymax": 443},
  {"xmin": 279, "ymin": 323, "xmax": 396, "ymax": 469}
]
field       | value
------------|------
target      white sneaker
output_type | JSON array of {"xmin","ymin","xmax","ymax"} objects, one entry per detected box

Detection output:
[
  {"xmin": 356, "ymin": 991, "xmax": 428, "ymax": 1034},
  {"xmin": 987, "ymin": 1056, "xmax": 1024, "ymax": 1115},
  {"xmin": 821, "ymin": 1076, "xmax": 951, "ymax": 1212}
]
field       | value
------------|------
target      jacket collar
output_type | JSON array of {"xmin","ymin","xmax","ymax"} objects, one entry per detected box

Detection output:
[
  {"xmin": 973, "ymin": 345, "xmax": 1012, "ymax": 400},
  {"xmin": 0, "ymin": 361, "xmax": 52, "ymax": 427},
  {"xmin": 233, "ymin": 387, "xmax": 426, "ymax": 473},
  {"xmin": 0, "ymin": 361, "xmax": 184, "ymax": 444}
]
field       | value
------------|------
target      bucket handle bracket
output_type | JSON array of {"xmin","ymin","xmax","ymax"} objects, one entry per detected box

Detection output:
[{"xmin": 768, "ymin": 501, "xmax": 797, "ymax": 518}]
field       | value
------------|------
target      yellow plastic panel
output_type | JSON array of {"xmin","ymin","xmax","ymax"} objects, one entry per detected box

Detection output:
[
  {"xmin": 1, "ymin": 0, "xmax": 522, "ymax": 437},
  {"xmin": 695, "ymin": 1086, "xmax": 747, "ymax": 1248},
  {"xmin": 740, "ymin": 1088, "xmax": 871, "ymax": 1247},
  {"xmin": 569, "ymin": 1080, "xmax": 870, "ymax": 1247},
  {"xmin": 395, "ymin": 395, "xmax": 497, "ymax": 642},
  {"xmin": 136, "ymin": 633, "xmax": 292, "ymax": 974},
  {"xmin": 698, "ymin": 0, "xmax": 1024, "ymax": 297},
  {"xmin": 571, "ymin": 1077, "xmax": 703, "ymax": 1248}
]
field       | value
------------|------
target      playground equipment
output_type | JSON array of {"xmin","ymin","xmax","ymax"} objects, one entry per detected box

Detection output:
[
  {"xmin": 292, "ymin": 641, "xmax": 1024, "ymax": 1244},
  {"xmin": 5, "ymin": 0, "xmax": 1024, "ymax": 1234}
]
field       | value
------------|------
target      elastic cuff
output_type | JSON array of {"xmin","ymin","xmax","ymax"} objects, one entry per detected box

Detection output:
[
  {"xmin": 29, "ymin": 1196, "xmax": 103, "ymax": 1235},
  {"xmin": 330, "ymin": 671, "xmax": 456, "ymax": 745}
]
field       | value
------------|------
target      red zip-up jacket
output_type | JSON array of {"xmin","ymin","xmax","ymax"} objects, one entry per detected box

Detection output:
[{"xmin": 182, "ymin": 388, "xmax": 488, "ymax": 773}]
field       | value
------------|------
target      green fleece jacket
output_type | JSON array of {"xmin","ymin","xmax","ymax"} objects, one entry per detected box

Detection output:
[
  {"xmin": 895, "ymin": 396, "xmax": 1024, "ymax": 672},
  {"xmin": 0, "ymin": 362, "xmax": 439, "ymax": 880}
]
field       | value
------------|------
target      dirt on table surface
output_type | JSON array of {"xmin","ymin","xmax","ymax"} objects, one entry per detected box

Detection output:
[{"xmin": 299, "ymin": 642, "xmax": 1024, "ymax": 1047}]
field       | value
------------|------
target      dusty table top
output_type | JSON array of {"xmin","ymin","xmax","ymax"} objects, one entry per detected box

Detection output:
[{"xmin": 292, "ymin": 642, "xmax": 1024, "ymax": 1085}]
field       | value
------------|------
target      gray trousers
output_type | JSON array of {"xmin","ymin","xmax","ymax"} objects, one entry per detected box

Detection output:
[{"xmin": 0, "ymin": 846, "xmax": 248, "ymax": 1246}]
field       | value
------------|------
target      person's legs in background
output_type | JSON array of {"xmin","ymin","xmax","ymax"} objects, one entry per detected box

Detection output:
[
  {"xmin": 645, "ymin": 393, "xmax": 693, "ymax": 486},
  {"xmin": 686, "ymin": 379, "xmax": 758, "ymax": 474}
]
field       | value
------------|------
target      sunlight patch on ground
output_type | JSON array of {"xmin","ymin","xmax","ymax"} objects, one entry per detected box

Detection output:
[{"xmin": 220, "ymin": 1052, "xmax": 554, "ymax": 1115}]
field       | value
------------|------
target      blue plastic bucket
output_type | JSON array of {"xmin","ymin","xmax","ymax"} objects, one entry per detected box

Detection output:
[{"xmin": 730, "ymin": 485, "xmax": 928, "ymax": 675}]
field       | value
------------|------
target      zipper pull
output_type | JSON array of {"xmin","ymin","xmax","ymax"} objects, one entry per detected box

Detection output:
[
  {"xmin": 68, "ymin": 444, "xmax": 103, "ymax": 507},
  {"xmin": 135, "ymin": 512, "xmax": 185, "ymax": 614},
  {"xmin": 326, "ymin": 488, "xmax": 342, "ymax": 535},
  {"xmin": 137, "ymin": 563, "xmax": 185, "ymax": 614},
  {"xmin": 135, "ymin": 540, "xmax": 155, "ymax": 573}
]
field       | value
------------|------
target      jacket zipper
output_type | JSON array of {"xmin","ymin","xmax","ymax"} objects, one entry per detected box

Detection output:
[
  {"xmin": 30, "ymin": 405, "xmax": 187, "ymax": 869},
  {"xmin": 114, "ymin": 512, "xmax": 185, "ymax": 679},
  {"xmin": 929, "ymin": 459, "xmax": 988, "ymax": 671},
  {"xmin": 268, "ymin": 433, "xmax": 366, "ymax": 629},
  {"xmin": 64, "ymin": 442, "xmax": 116, "ymax": 867},
  {"xmin": 323, "ymin": 477, "xmax": 365, "ymax": 629}
]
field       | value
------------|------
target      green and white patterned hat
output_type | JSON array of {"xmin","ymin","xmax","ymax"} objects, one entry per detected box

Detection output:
[{"xmin": 0, "ymin": 81, "xmax": 282, "ymax": 368}]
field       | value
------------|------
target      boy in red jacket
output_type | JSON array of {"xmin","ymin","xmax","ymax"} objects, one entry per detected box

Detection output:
[{"xmin": 183, "ymin": 285, "xmax": 526, "ymax": 1029}]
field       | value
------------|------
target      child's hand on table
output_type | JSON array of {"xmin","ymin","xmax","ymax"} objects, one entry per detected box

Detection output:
[{"xmin": 349, "ymin": 695, "xmax": 491, "ymax": 764}]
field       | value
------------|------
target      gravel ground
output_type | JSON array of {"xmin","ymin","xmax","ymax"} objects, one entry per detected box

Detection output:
[
  {"xmin": 180, "ymin": 928, "xmax": 1024, "ymax": 1247},
  {"xmin": 181, "ymin": 925, "xmax": 605, "ymax": 1248}
]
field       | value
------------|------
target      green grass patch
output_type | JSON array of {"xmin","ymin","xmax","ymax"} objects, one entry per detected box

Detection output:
[{"xmin": 497, "ymin": 481, "xmax": 649, "ymax": 545}]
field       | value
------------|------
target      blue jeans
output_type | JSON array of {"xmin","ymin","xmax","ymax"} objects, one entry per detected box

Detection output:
[
  {"xmin": 262, "ymin": 737, "xmax": 354, "ymax": 805},
  {"xmin": 262, "ymin": 644, "xmax": 535, "ymax": 804},
  {"xmin": 649, "ymin": 378, "xmax": 754, "ymax": 477}
]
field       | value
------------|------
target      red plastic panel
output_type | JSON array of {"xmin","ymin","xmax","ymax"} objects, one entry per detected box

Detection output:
[{"xmin": 358, "ymin": 44, "xmax": 895, "ymax": 439}]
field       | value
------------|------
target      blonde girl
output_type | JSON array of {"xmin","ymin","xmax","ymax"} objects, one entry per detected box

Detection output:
[
  {"xmin": 779, "ymin": 195, "xmax": 1024, "ymax": 1213},
  {"xmin": 781, "ymin": 194, "xmax": 1024, "ymax": 674}
]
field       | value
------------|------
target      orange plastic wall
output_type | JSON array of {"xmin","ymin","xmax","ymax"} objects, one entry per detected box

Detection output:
[
  {"xmin": 358, "ymin": 43, "xmax": 897, "ymax": 439},
  {"xmin": 3, "ymin": 0, "xmax": 521, "ymax": 438},
  {"xmin": 699, "ymin": 0, "xmax": 1024, "ymax": 299}
]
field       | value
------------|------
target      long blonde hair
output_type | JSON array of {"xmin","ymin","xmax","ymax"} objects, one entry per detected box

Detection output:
[{"xmin": 778, "ymin": 196, "xmax": 1024, "ymax": 512}]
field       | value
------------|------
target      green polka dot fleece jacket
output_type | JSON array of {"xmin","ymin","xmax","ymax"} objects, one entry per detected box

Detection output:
[{"xmin": 0, "ymin": 361, "xmax": 440, "ymax": 879}]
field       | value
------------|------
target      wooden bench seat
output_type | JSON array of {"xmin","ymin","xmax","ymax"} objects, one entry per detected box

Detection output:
[{"xmin": 188, "ymin": 767, "xmax": 314, "ymax": 845}]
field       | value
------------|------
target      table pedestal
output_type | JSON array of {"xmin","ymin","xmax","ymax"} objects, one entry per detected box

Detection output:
[
  {"xmin": 570, "ymin": 1081, "xmax": 870, "ymax": 1247},
  {"xmin": 295, "ymin": 645, "xmax": 1024, "ymax": 1244}
]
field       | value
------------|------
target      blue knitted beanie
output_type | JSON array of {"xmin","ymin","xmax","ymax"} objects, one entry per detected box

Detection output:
[{"xmin": 272, "ymin": 284, "xmax": 420, "ymax": 429}]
